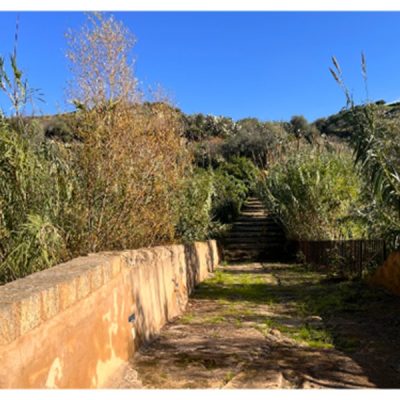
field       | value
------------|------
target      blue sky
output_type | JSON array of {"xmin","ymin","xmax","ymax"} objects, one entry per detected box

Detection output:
[{"xmin": 1, "ymin": 11, "xmax": 400, "ymax": 122}]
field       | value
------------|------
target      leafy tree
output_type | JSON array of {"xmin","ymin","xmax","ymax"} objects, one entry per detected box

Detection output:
[
  {"xmin": 290, "ymin": 115, "xmax": 309, "ymax": 137},
  {"xmin": 183, "ymin": 113, "xmax": 235, "ymax": 141},
  {"xmin": 221, "ymin": 119, "xmax": 289, "ymax": 167}
]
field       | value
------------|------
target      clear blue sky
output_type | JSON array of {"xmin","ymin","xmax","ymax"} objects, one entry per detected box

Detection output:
[{"xmin": 1, "ymin": 11, "xmax": 400, "ymax": 122}]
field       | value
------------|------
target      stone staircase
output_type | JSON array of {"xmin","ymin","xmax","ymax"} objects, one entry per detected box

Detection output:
[{"xmin": 219, "ymin": 197, "xmax": 286, "ymax": 262}]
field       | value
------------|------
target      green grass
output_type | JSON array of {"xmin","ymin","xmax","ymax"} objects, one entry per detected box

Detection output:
[
  {"xmin": 180, "ymin": 313, "xmax": 195, "ymax": 324},
  {"xmin": 333, "ymin": 336, "xmax": 362, "ymax": 352},
  {"xmin": 193, "ymin": 269, "xmax": 278, "ymax": 305},
  {"xmin": 182, "ymin": 264, "xmax": 393, "ymax": 354},
  {"xmin": 202, "ymin": 315, "xmax": 226, "ymax": 324},
  {"xmin": 257, "ymin": 318, "xmax": 334, "ymax": 349},
  {"xmin": 223, "ymin": 371, "xmax": 235, "ymax": 385},
  {"xmin": 296, "ymin": 280, "xmax": 390, "ymax": 317}
]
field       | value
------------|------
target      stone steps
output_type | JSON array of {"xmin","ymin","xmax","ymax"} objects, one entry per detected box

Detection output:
[{"xmin": 219, "ymin": 197, "xmax": 286, "ymax": 262}]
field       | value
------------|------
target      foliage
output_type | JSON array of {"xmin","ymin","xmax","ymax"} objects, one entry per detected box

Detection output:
[
  {"xmin": 175, "ymin": 168, "xmax": 214, "ymax": 243},
  {"xmin": 0, "ymin": 13, "xmax": 194, "ymax": 283},
  {"xmin": 220, "ymin": 119, "xmax": 289, "ymax": 168},
  {"xmin": 205, "ymin": 157, "xmax": 259, "ymax": 224},
  {"xmin": 290, "ymin": 115, "xmax": 309, "ymax": 137},
  {"xmin": 191, "ymin": 117, "xmax": 293, "ymax": 169},
  {"xmin": 330, "ymin": 55, "xmax": 400, "ymax": 247},
  {"xmin": 0, "ymin": 125, "xmax": 70, "ymax": 283},
  {"xmin": 352, "ymin": 109, "xmax": 400, "ymax": 246},
  {"xmin": 211, "ymin": 169, "xmax": 247, "ymax": 224},
  {"xmin": 216, "ymin": 156, "xmax": 260, "ymax": 193},
  {"xmin": 43, "ymin": 116, "xmax": 77, "ymax": 142},
  {"xmin": 0, "ymin": 27, "xmax": 72, "ymax": 283},
  {"xmin": 258, "ymin": 146, "xmax": 366, "ymax": 240},
  {"xmin": 289, "ymin": 115, "xmax": 320, "ymax": 144},
  {"xmin": 64, "ymin": 13, "xmax": 191, "ymax": 254},
  {"xmin": 183, "ymin": 113, "xmax": 235, "ymax": 141},
  {"xmin": 176, "ymin": 157, "xmax": 261, "ymax": 238}
]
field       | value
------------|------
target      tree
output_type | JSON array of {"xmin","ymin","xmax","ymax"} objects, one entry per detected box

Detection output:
[
  {"xmin": 66, "ymin": 12, "xmax": 138, "ymax": 109},
  {"xmin": 290, "ymin": 115, "xmax": 309, "ymax": 138}
]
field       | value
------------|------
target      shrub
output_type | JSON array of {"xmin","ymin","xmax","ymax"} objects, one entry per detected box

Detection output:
[
  {"xmin": 44, "ymin": 117, "xmax": 77, "ymax": 142},
  {"xmin": 258, "ymin": 146, "xmax": 366, "ymax": 240},
  {"xmin": 350, "ymin": 105, "xmax": 400, "ymax": 247},
  {"xmin": 183, "ymin": 113, "xmax": 235, "ymax": 141},
  {"xmin": 175, "ymin": 168, "xmax": 214, "ymax": 243},
  {"xmin": 216, "ymin": 156, "xmax": 260, "ymax": 193},
  {"xmin": 211, "ymin": 169, "xmax": 248, "ymax": 223},
  {"xmin": 175, "ymin": 157, "xmax": 261, "ymax": 238},
  {"xmin": 0, "ymin": 125, "xmax": 69, "ymax": 283},
  {"xmin": 65, "ymin": 14, "xmax": 191, "ymax": 254},
  {"xmin": 221, "ymin": 120, "xmax": 289, "ymax": 167},
  {"xmin": 330, "ymin": 56, "xmax": 400, "ymax": 248}
]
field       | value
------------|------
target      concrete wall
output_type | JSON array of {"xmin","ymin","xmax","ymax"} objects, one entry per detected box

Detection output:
[
  {"xmin": 0, "ymin": 240, "xmax": 219, "ymax": 388},
  {"xmin": 370, "ymin": 251, "xmax": 400, "ymax": 296}
]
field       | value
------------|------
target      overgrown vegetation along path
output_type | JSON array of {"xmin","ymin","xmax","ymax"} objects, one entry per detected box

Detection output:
[{"xmin": 112, "ymin": 263, "xmax": 400, "ymax": 389}]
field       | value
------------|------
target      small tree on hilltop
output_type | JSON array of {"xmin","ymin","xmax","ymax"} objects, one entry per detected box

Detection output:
[
  {"xmin": 66, "ymin": 12, "xmax": 139, "ymax": 109},
  {"xmin": 290, "ymin": 115, "xmax": 309, "ymax": 138}
]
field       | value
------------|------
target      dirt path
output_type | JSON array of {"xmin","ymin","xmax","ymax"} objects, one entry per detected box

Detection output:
[{"xmin": 110, "ymin": 263, "xmax": 400, "ymax": 389}]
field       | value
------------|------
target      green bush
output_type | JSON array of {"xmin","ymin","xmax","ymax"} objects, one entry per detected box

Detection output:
[
  {"xmin": 221, "ymin": 120, "xmax": 289, "ymax": 167},
  {"xmin": 0, "ymin": 125, "xmax": 70, "ymax": 283},
  {"xmin": 351, "ymin": 105, "xmax": 400, "ymax": 247},
  {"xmin": 211, "ymin": 169, "xmax": 248, "ymax": 223},
  {"xmin": 258, "ymin": 146, "xmax": 366, "ymax": 240},
  {"xmin": 183, "ymin": 113, "xmax": 235, "ymax": 142},
  {"xmin": 175, "ymin": 168, "xmax": 214, "ymax": 243},
  {"xmin": 216, "ymin": 156, "xmax": 260, "ymax": 193},
  {"xmin": 328, "ymin": 56, "xmax": 400, "ymax": 249},
  {"xmin": 175, "ymin": 157, "xmax": 261, "ymax": 240}
]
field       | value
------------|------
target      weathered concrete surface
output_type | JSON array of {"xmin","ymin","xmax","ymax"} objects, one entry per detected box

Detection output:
[
  {"xmin": 371, "ymin": 251, "xmax": 400, "ymax": 296},
  {"xmin": 110, "ymin": 263, "xmax": 400, "ymax": 389},
  {"xmin": 0, "ymin": 241, "xmax": 219, "ymax": 388}
]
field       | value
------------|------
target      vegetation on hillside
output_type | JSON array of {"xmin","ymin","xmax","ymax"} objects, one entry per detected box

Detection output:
[
  {"xmin": 257, "ymin": 144, "xmax": 366, "ymax": 240},
  {"xmin": 329, "ymin": 55, "xmax": 400, "ymax": 248},
  {"xmin": 1, "ymin": 14, "xmax": 399, "ymax": 284}
]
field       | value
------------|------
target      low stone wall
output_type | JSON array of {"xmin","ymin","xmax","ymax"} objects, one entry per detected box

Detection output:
[{"xmin": 0, "ymin": 240, "xmax": 219, "ymax": 388}]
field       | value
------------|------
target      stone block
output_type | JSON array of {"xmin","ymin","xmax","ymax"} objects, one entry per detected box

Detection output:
[
  {"xmin": 0, "ymin": 302, "xmax": 20, "ymax": 346},
  {"xmin": 58, "ymin": 278, "xmax": 78, "ymax": 311},
  {"xmin": 20, "ymin": 291, "xmax": 42, "ymax": 335},
  {"xmin": 40, "ymin": 285, "xmax": 60, "ymax": 321}
]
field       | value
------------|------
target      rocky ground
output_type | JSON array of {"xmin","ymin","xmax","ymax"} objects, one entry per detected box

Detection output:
[{"xmin": 109, "ymin": 262, "xmax": 400, "ymax": 389}]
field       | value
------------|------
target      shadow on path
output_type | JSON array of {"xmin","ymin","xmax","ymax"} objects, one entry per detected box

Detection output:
[{"xmin": 113, "ymin": 262, "xmax": 400, "ymax": 388}]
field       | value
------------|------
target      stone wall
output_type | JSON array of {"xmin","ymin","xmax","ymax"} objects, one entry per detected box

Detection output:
[
  {"xmin": 370, "ymin": 251, "xmax": 400, "ymax": 296},
  {"xmin": 0, "ymin": 240, "xmax": 219, "ymax": 388}
]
